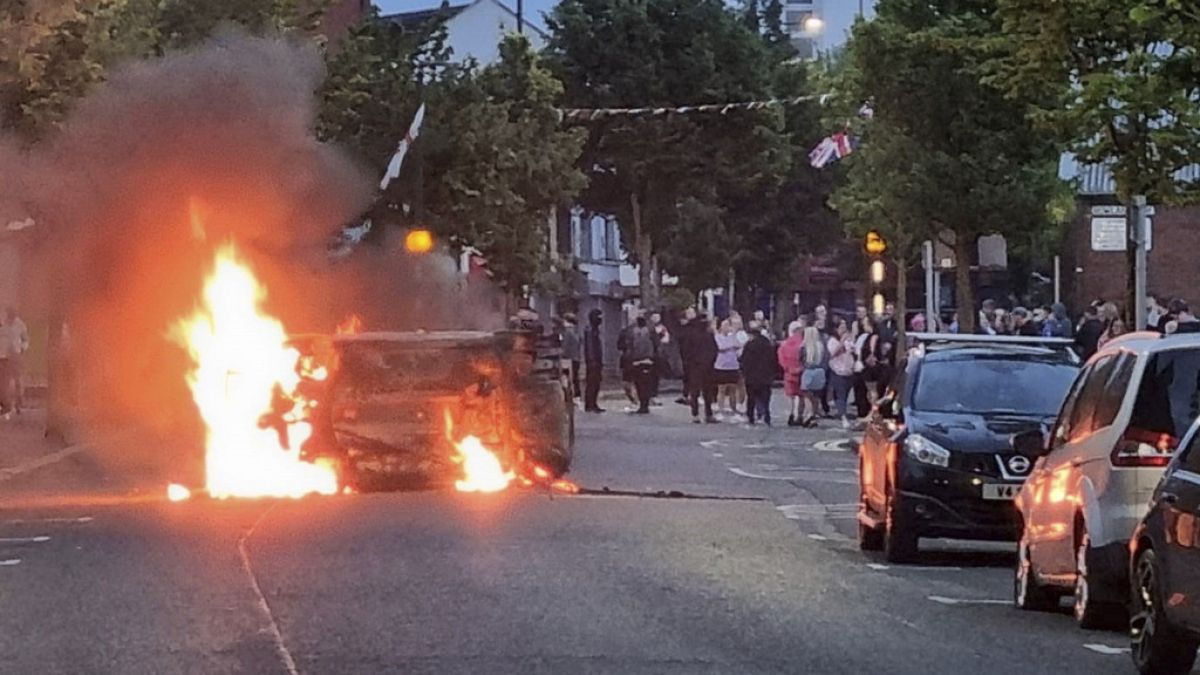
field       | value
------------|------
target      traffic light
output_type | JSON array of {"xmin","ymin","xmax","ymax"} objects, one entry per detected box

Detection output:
[
  {"xmin": 865, "ymin": 231, "xmax": 887, "ymax": 256},
  {"xmin": 405, "ymin": 228, "xmax": 434, "ymax": 253}
]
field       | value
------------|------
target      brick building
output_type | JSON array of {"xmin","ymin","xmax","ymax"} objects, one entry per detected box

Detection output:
[{"xmin": 1060, "ymin": 159, "xmax": 1200, "ymax": 312}]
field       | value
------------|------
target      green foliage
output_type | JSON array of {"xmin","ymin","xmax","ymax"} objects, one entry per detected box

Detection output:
[
  {"xmin": 320, "ymin": 22, "xmax": 587, "ymax": 293},
  {"xmin": 155, "ymin": 0, "xmax": 332, "ymax": 50},
  {"xmin": 833, "ymin": 0, "xmax": 1062, "ymax": 330},
  {"xmin": 992, "ymin": 0, "xmax": 1200, "ymax": 203},
  {"xmin": 548, "ymin": 0, "xmax": 828, "ymax": 303}
]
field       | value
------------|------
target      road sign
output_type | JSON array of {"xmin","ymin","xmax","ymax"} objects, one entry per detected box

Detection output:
[{"xmin": 1091, "ymin": 217, "xmax": 1153, "ymax": 251}]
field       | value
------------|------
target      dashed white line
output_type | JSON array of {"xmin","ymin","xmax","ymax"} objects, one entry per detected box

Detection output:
[
  {"xmin": 869, "ymin": 563, "xmax": 963, "ymax": 572},
  {"xmin": 808, "ymin": 534, "xmax": 829, "ymax": 541},
  {"xmin": 0, "ymin": 559, "xmax": 21, "ymax": 566},
  {"xmin": 927, "ymin": 595, "xmax": 1008, "ymax": 606},
  {"xmin": 2, "ymin": 516, "xmax": 93, "ymax": 525},
  {"xmin": 0, "ymin": 536, "xmax": 50, "ymax": 544},
  {"xmin": 1083, "ymin": 644, "xmax": 1130, "ymax": 656}
]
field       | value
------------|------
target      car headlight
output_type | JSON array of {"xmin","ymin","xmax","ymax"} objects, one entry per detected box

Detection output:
[{"xmin": 904, "ymin": 435, "xmax": 951, "ymax": 468}]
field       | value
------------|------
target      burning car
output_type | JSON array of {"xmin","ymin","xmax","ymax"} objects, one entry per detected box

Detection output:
[{"xmin": 301, "ymin": 329, "xmax": 575, "ymax": 491}]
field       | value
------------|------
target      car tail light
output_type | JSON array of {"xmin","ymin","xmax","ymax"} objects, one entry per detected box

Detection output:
[{"xmin": 1111, "ymin": 428, "xmax": 1176, "ymax": 467}]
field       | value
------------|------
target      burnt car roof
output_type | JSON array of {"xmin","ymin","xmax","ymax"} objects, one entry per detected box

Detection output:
[{"xmin": 333, "ymin": 331, "xmax": 499, "ymax": 348}]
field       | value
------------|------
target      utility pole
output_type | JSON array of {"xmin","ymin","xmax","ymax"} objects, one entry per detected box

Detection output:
[
  {"xmin": 1132, "ymin": 195, "xmax": 1148, "ymax": 330},
  {"xmin": 923, "ymin": 240, "xmax": 935, "ymax": 330},
  {"xmin": 516, "ymin": 0, "xmax": 524, "ymax": 34}
]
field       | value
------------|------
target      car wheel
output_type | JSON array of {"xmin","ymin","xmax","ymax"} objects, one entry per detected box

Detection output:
[
  {"xmin": 883, "ymin": 483, "xmax": 918, "ymax": 563},
  {"xmin": 858, "ymin": 459, "xmax": 883, "ymax": 551},
  {"xmin": 1074, "ymin": 530, "xmax": 1124, "ymax": 629},
  {"xmin": 1014, "ymin": 531, "xmax": 1059, "ymax": 612},
  {"xmin": 1131, "ymin": 548, "xmax": 1200, "ymax": 675}
]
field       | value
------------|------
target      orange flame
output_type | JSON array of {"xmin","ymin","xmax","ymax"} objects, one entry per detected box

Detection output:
[
  {"xmin": 452, "ymin": 435, "xmax": 515, "ymax": 493},
  {"xmin": 336, "ymin": 314, "xmax": 364, "ymax": 336},
  {"xmin": 166, "ymin": 483, "xmax": 192, "ymax": 502},
  {"xmin": 174, "ymin": 243, "xmax": 338, "ymax": 499}
]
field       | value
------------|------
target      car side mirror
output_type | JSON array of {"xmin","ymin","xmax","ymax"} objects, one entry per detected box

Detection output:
[{"xmin": 1011, "ymin": 429, "xmax": 1048, "ymax": 456}]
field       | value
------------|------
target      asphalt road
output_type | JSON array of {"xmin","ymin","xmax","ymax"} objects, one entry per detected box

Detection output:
[{"xmin": 0, "ymin": 398, "xmax": 1145, "ymax": 674}]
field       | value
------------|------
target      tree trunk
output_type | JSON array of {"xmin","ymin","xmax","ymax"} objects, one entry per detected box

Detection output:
[
  {"xmin": 954, "ymin": 232, "xmax": 975, "ymax": 333},
  {"xmin": 630, "ymin": 190, "xmax": 656, "ymax": 309}
]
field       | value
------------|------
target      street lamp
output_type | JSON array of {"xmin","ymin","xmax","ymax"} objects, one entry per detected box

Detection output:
[{"xmin": 803, "ymin": 16, "xmax": 825, "ymax": 34}]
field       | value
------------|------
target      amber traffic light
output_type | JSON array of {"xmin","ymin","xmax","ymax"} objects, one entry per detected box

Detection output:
[
  {"xmin": 865, "ymin": 231, "xmax": 887, "ymax": 256},
  {"xmin": 405, "ymin": 228, "xmax": 434, "ymax": 253}
]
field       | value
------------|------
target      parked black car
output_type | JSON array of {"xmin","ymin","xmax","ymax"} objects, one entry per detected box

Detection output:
[
  {"xmin": 858, "ymin": 336, "xmax": 1079, "ymax": 562},
  {"xmin": 1129, "ymin": 417, "xmax": 1200, "ymax": 675}
]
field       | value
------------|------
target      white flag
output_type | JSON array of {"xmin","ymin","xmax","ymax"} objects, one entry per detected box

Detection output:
[{"xmin": 379, "ymin": 103, "xmax": 426, "ymax": 191}]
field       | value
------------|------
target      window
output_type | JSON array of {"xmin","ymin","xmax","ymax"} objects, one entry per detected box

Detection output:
[
  {"xmin": 1066, "ymin": 355, "xmax": 1117, "ymax": 442},
  {"xmin": 1090, "ymin": 353, "xmax": 1136, "ymax": 432},
  {"xmin": 1179, "ymin": 420, "xmax": 1200, "ymax": 473},
  {"xmin": 1127, "ymin": 348, "xmax": 1200, "ymax": 446},
  {"xmin": 1051, "ymin": 366, "xmax": 1088, "ymax": 451},
  {"xmin": 910, "ymin": 356, "xmax": 1078, "ymax": 417}
]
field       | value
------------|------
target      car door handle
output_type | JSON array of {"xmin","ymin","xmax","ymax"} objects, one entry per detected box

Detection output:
[{"xmin": 1161, "ymin": 492, "xmax": 1179, "ymax": 505}]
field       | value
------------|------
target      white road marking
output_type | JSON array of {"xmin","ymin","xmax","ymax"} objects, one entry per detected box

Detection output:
[
  {"xmin": 711, "ymin": 452, "xmax": 724, "ymax": 458},
  {"xmin": 927, "ymin": 595, "xmax": 1007, "ymax": 605},
  {"xmin": 1083, "ymin": 644, "xmax": 1130, "ymax": 656},
  {"xmin": 808, "ymin": 534, "xmax": 828, "ymax": 541},
  {"xmin": 0, "ymin": 445, "xmax": 87, "ymax": 482},
  {"xmin": 239, "ymin": 506, "xmax": 299, "ymax": 675},
  {"xmin": 868, "ymin": 563, "xmax": 964, "ymax": 572},
  {"xmin": 699, "ymin": 440, "xmax": 728, "ymax": 449},
  {"xmin": 2, "ymin": 516, "xmax": 93, "ymax": 525},
  {"xmin": 728, "ymin": 466, "xmax": 856, "ymax": 481},
  {"xmin": 0, "ymin": 559, "xmax": 21, "ymax": 566},
  {"xmin": 0, "ymin": 536, "xmax": 50, "ymax": 544}
]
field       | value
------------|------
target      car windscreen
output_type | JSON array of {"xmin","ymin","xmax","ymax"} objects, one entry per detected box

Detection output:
[
  {"xmin": 1127, "ymin": 349, "xmax": 1200, "ymax": 442},
  {"xmin": 911, "ymin": 356, "xmax": 1078, "ymax": 416}
]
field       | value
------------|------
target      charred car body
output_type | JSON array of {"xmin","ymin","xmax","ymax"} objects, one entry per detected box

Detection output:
[{"xmin": 294, "ymin": 330, "xmax": 574, "ymax": 489}]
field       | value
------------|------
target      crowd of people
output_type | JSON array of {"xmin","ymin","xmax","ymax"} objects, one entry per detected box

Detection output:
[
  {"xmin": 563, "ymin": 301, "xmax": 903, "ymax": 429},
  {"xmin": 551, "ymin": 292, "xmax": 1200, "ymax": 430}
]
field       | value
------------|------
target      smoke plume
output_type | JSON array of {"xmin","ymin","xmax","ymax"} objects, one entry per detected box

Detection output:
[{"xmin": 6, "ymin": 31, "xmax": 502, "ymax": 456}]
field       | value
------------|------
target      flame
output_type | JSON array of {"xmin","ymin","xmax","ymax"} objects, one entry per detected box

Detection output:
[
  {"xmin": 167, "ymin": 483, "xmax": 192, "ymax": 502},
  {"xmin": 452, "ymin": 435, "xmax": 515, "ymax": 493},
  {"xmin": 336, "ymin": 314, "xmax": 364, "ymax": 335},
  {"xmin": 175, "ymin": 243, "xmax": 338, "ymax": 499}
]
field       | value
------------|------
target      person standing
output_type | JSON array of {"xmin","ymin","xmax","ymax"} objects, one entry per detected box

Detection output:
[
  {"xmin": 778, "ymin": 320, "xmax": 805, "ymax": 426},
  {"xmin": 685, "ymin": 317, "xmax": 719, "ymax": 423},
  {"xmin": 1173, "ymin": 302, "xmax": 1200, "ymax": 334},
  {"xmin": 1075, "ymin": 305, "xmax": 1105, "ymax": 360},
  {"xmin": 1013, "ymin": 307, "xmax": 1040, "ymax": 336},
  {"xmin": 713, "ymin": 319, "xmax": 742, "ymax": 418},
  {"xmin": 731, "ymin": 314, "xmax": 750, "ymax": 414},
  {"xmin": 616, "ymin": 315, "xmax": 640, "ymax": 411},
  {"xmin": 1042, "ymin": 303, "xmax": 1074, "ymax": 339},
  {"xmin": 798, "ymin": 326, "xmax": 828, "ymax": 428},
  {"xmin": 560, "ymin": 313, "xmax": 581, "ymax": 401},
  {"xmin": 582, "ymin": 309, "xmax": 605, "ymax": 413},
  {"xmin": 626, "ymin": 315, "xmax": 658, "ymax": 414},
  {"xmin": 1147, "ymin": 296, "xmax": 1165, "ymax": 332},
  {"xmin": 648, "ymin": 312, "xmax": 669, "ymax": 406},
  {"xmin": 740, "ymin": 322, "xmax": 776, "ymax": 426},
  {"xmin": 852, "ymin": 315, "xmax": 875, "ymax": 419},
  {"xmin": 675, "ymin": 307, "xmax": 700, "ymax": 406},
  {"xmin": 828, "ymin": 319, "xmax": 856, "ymax": 429}
]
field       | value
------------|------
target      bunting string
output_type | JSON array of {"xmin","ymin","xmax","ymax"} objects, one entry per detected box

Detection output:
[{"xmin": 557, "ymin": 95, "xmax": 825, "ymax": 121}]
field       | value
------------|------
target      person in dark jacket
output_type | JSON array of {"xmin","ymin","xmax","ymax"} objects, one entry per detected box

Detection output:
[
  {"xmin": 583, "ymin": 309, "xmax": 605, "ymax": 413},
  {"xmin": 684, "ymin": 316, "xmax": 719, "ymax": 423},
  {"xmin": 740, "ymin": 322, "xmax": 776, "ymax": 425},
  {"xmin": 675, "ymin": 307, "xmax": 703, "ymax": 405},
  {"xmin": 1075, "ymin": 305, "xmax": 1104, "ymax": 361}
]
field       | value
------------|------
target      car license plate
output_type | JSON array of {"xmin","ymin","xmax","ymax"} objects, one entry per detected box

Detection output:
[{"xmin": 982, "ymin": 483, "xmax": 1022, "ymax": 501}]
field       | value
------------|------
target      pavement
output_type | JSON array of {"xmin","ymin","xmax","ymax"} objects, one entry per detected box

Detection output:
[{"xmin": 0, "ymin": 394, "xmax": 1140, "ymax": 674}]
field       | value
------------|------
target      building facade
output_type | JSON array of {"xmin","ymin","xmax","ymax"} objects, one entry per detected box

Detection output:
[{"xmin": 382, "ymin": 0, "xmax": 548, "ymax": 65}]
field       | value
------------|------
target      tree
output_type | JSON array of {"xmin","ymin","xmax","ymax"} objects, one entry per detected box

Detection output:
[
  {"xmin": 991, "ymin": 0, "xmax": 1200, "ymax": 316},
  {"xmin": 321, "ymin": 19, "xmax": 587, "ymax": 298},
  {"xmin": 547, "ymin": 0, "xmax": 779, "ymax": 308},
  {"xmin": 834, "ymin": 0, "xmax": 1062, "ymax": 333}
]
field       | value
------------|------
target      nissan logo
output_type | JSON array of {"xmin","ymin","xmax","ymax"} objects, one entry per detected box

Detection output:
[{"xmin": 1007, "ymin": 455, "xmax": 1032, "ymax": 475}]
